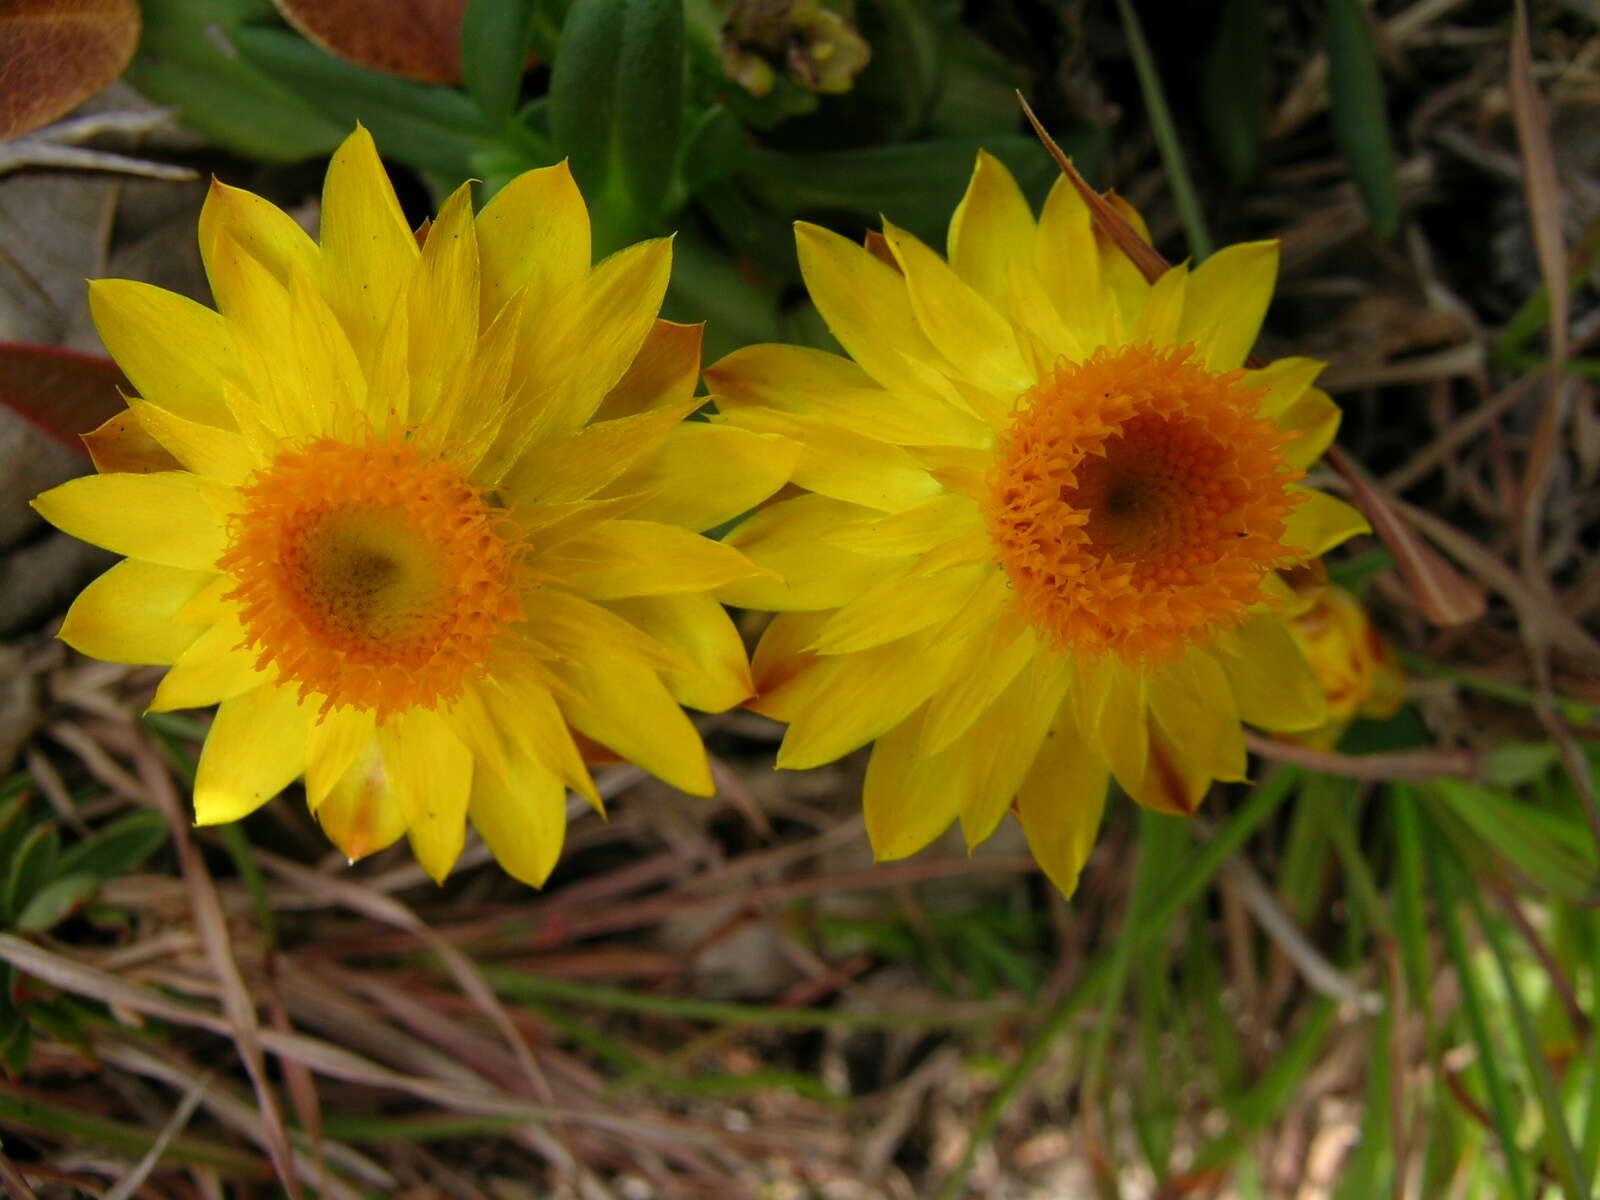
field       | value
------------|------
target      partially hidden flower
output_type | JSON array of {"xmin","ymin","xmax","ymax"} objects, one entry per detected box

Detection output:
[
  {"xmin": 33, "ymin": 127, "xmax": 794, "ymax": 885},
  {"xmin": 1284, "ymin": 581, "xmax": 1405, "ymax": 750},
  {"xmin": 720, "ymin": 0, "xmax": 872, "ymax": 97},
  {"xmin": 704, "ymin": 152, "xmax": 1370, "ymax": 897}
]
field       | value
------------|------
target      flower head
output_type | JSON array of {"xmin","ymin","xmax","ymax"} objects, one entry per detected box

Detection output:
[
  {"xmin": 1285, "ymin": 582, "xmax": 1405, "ymax": 750},
  {"xmin": 705, "ymin": 152, "xmax": 1369, "ymax": 896},
  {"xmin": 34, "ymin": 128, "xmax": 793, "ymax": 885}
]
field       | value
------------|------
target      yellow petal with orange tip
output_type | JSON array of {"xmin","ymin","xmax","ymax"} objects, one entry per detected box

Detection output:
[
  {"xmin": 315, "ymin": 740, "xmax": 406, "ymax": 862},
  {"xmin": 193, "ymin": 684, "xmax": 313, "ymax": 825},
  {"xmin": 1127, "ymin": 724, "xmax": 1213, "ymax": 817},
  {"xmin": 881, "ymin": 219, "xmax": 1033, "ymax": 399},
  {"xmin": 379, "ymin": 706, "xmax": 473, "ymax": 884},
  {"xmin": 1015, "ymin": 715, "xmax": 1110, "ymax": 898},
  {"xmin": 545, "ymin": 653, "xmax": 713, "ymax": 797},
  {"xmin": 468, "ymin": 745, "xmax": 568, "ymax": 888},
  {"xmin": 948, "ymin": 149, "xmax": 1037, "ymax": 310},
  {"xmin": 59, "ymin": 560, "xmax": 214, "ymax": 665},
  {"xmin": 604, "ymin": 593, "xmax": 754, "ymax": 713},
  {"xmin": 318, "ymin": 125, "xmax": 418, "ymax": 365},
  {"xmin": 31, "ymin": 471, "xmax": 234, "ymax": 571},
  {"xmin": 1176, "ymin": 240, "xmax": 1279, "ymax": 371},
  {"xmin": 88, "ymin": 280, "xmax": 238, "ymax": 428},
  {"xmin": 475, "ymin": 158, "xmax": 590, "ymax": 326},
  {"xmin": 304, "ymin": 705, "xmax": 376, "ymax": 811}
]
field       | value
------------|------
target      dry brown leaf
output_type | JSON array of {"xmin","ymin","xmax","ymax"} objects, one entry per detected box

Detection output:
[
  {"xmin": 271, "ymin": 0, "xmax": 468, "ymax": 84},
  {"xmin": 0, "ymin": 0, "xmax": 140, "ymax": 141}
]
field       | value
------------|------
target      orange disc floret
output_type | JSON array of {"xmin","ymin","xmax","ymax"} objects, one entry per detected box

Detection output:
[
  {"xmin": 218, "ymin": 431, "xmax": 524, "ymax": 719},
  {"xmin": 983, "ymin": 343, "xmax": 1306, "ymax": 663}
]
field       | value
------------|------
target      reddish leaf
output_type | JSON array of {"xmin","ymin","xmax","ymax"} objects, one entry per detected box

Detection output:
[
  {"xmin": 271, "ymin": 0, "xmax": 469, "ymax": 84},
  {"xmin": 0, "ymin": 343, "xmax": 128, "ymax": 456},
  {"xmin": 0, "ymin": 0, "xmax": 140, "ymax": 141}
]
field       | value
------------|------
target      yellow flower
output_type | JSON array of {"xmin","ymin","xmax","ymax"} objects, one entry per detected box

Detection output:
[
  {"xmin": 704, "ymin": 152, "xmax": 1370, "ymax": 897},
  {"xmin": 33, "ymin": 128, "xmax": 793, "ymax": 885},
  {"xmin": 1285, "ymin": 582, "xmax": 1405, "ymax": 751}
]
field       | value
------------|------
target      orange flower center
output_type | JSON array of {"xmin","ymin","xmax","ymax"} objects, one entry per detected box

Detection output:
[
  {"xmin": 983, "ymin": 344, "xmax": 1304, "ymax": 663},
  {"xmin": 219, "ymin": 432, "xmax": 523, "ymax": 719}
]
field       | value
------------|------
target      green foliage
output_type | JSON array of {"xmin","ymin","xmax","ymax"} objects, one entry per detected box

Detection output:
[
  {"xmin": 0, "ymin": 776, "xmax": 168, "ymax": 1071},
  {"xmin": 1325, "ymin": 0, "xmax": 1401, "ymax": 237}
]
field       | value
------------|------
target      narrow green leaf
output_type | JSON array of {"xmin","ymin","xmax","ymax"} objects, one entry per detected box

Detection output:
[
  {"xmin": 15, "ymin": 874, "xmax": 97, "ymax": 934},
  {"xmin": 54, "ymin": 810, "xmax": 168, "ymax": 883},
  {"xmin": 462, "ymin": 0, "xmax": 537, "ymax": 124},
  {"xmin": 1200, "ymin": 0, "xmax": 1268, "ymax": 186},
  {"xmin": 0, "ymin": 1090, "xmax": 264, "ymax": 1174},
  {"xmin": 1427, "ymin": 779, "xmax": 1595, "ymax": 902},
  {"xmin": 4, "ymin": 824, "xmax": 60, "ymax": 926},
  {"xmin": 1424, "ymin": 822, "xmax": 1531, "ymax": 1200},
  {"xmin": 548, "ymin": 0, "xmax": 686, "ymax": 255},
  {"xmin": 1326, "ymin": 0, "xmax": 1401, "ymax": 237}
]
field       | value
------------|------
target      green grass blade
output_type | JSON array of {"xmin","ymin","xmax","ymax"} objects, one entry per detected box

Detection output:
[{"xmin": 1325, "ymin": 0, "xmax": 1401, "ymax": 237}]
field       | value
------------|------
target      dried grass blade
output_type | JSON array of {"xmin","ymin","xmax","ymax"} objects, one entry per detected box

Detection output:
[
  {"xmin": 103, "ymin": 1071, "xmax": 211, "ymax": 1200},
  {"xmin": 131, "ymin": 739, "xmax": 303, "ymax": 1200}
]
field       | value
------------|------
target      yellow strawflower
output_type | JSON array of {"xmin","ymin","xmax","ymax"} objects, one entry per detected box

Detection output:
[
  {"xmin": 705, "ymin": 152, "xmax": 1369, "ymax": 897},
  {"xmin": 34, "ymin": 128, "xmax": 792, "ymax": 885},
  {"xmin": 1285, "ymin": 582, "xmax": 1405, "ymax": 751}
]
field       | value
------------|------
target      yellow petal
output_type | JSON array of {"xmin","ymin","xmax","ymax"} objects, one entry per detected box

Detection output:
[
  {"xmin": 1081, "ymin": 657, "xmax": 1149, "ymax": 801},
  {"xmin": 476, "ymin": 159, "xmax": 590, "ymax": 326},
  {"xmin": 518, "ymin": 587, "xmax": 687, "ymax": 675},
  {"xmin": 1130, "ymin": 259, "xmax": 1189, "ymax": 346},
  {"xmin": 767, "ymin": 632, "xmax": 962, "ymax": 771},
  {"xmin": 33, "ymin": 472, "xmax": 233, "ymax": 570},
  {"xmin": 719, "ymin": 406, "xmax": 943, "ymax": 512},
  {"xmin": 305, "ymin": 706, "xmax": 376, "ymax": 811},
  {"xmin": 918, "ymin": 614, "xmax": 1037, "ymax": 755},
  {"xmin": 957, "ymin": 652, "xmax": 1072, "ymax": 849},
  {"xmin": 861, "ymin": 702, "xmax": 968, "ymax": 860},
  {"xmin": 705, "ymin": 342, "xmax": 989, "ymax": 448},
  {"xmin": 1278, "ymin": 388, "xmax": 1341, "ymax": 470},
  {"xmin": 131, "ymin": 402, "xmax": 258, "ymax": 485},
  {"xmin": 193, "ymin": 684, "xmax": 312, "ymax": 824},
  {"xmin": 288, "ymin": 262, "xmax": 367, "ymax": 440},
  {"xmin": 501, "ymin": 396, "xmax": 702, "ymax": 509},
  {"xmin": 538, "ymin": 520, "xmax": 769, "ymax": 600},
  {"xmin": 809, "ymin": 561, "xmax": 990, "ymax": 655},
  {"xmin": 721, "ymin": 495, "xmax": 912, "ymax": 611},
  {"xmin": 379, "ymin": 706, "xmax": 473, "ymax": 884},
  {"xmin": 1128, "ymin": 725, "xmax": 1213, "ymax": 817},
  {"xmin": 882, "ymin": 219, "xmax": 1032, "ymax": 399},
  {"xmin": 318, "ymin": 125, "xmax": 418, "ymax": 365},
  {"xmin": 148, "ymin": 611, "xmax": 262, "ymax": 712},
  {"xmin": 948, "ymin": 150, "xmax": 1037, "ymax": 310},
  {"xmin": 1034, "ymin": 175, "xmax": 1113, "ymax": 348},
  {"xmin": 1148, "ymin": 648, "xmax": 1247, "ymax": 783},
  {"xmin": 544, "ymin": 654, "xmax": 713, "ymax": 796},
  {"xmin": 604, "ymin": 593, "xmax": 754, "ymax": 712},
  {"xmin": 601, "ymin": 422, "xmax": 798, "ymax": 532},
  {"xmin": 1214, "ymin": 616, "xmax": 1328, "ymax": 732},
  {"xmin": 481, "ymin": 661, "xmax": 601, "ymax": 809},
  {"xmin": 198, "ymin": 177, "xmax": 319, "ymax": 297},
  {"xmin": 207, "ymin": 228, "xmax": 307, "ymax": 440},
  {"xmin": 591, "ymin": 319, "xmax": 701, "ymax": 423},
  {"xmin": 795, "ymin": 222, "xmax": 962, "ymax": 406},
  {"xmin": 822, "ymin": 492, "xmax": 983, "ymax": 558},
  {"xmin": 59, "ymin": 560, "xmax": 213, "ymax": 665},
  {"xmin": 404, "ymin": 184, "xmax": 480, "ymax": 429},
  {"xmin": 88, "ymin": 280, "xmax": 237, "ymax": 428},
  {"xmin": 1176, "ymin": 240, "xmax": 1279, "ymax": 370},
  {"xmin": 514, "ymin": 238, "xmax": 673, "ymax": 449},
  {"xmin": 315, "ymin": 740, "xmax": 406, "ymax": 862},
  {"xmin": 1284, "ymin": 489, "xmax": 1370, "ymax": 557},
  {"xmin": 468, "ymin": 744, "xmax": 568, "ymax": 888},
  {"xmin": 1242, "ymin": 355, "xmax": 1324, "ymax": 419},
  {"xmin": 1015, "ymin": 715, "xmax": 1110, "ymax": 898}
]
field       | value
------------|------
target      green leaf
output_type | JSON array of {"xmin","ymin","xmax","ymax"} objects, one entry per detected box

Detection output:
[
  {"xmin": 548, "ymin": 0, "xmax": 686, "ymax": 256},
  {"xmin": 15, "ymin": 874, "xmax": 98, "ymax": 934},
  {"xmin": 1427, "ymin": 779, "xmax": 1595, "ymax": 902},
  {"xmin": 1200, "ymin": 0, "xmax": 1267, "ymax": 187},
  {"xmin": 3, "ymin": 824, "xmax": 59, "ymax": 925},
  {"xmin": 232, "ymin": 26, "xmax": 505, "ymax": 181},
  {"xmin": 124, "ymin": 0, "xmax": 345, "ymax": 162},
  {"xmin": 1326, "ymin": 0, "xmax": 1401, "ymax": 237},
  {"xmin": 0, "ymin": 793, "xmax": 33, "ymax": 885},
  {"xmin": 462, "ymin": 0, "xmax": 537, "ymax": 125},
  {"xmin": 54, "ymin": 810, "xmax": 168, "ymax": 883}
]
